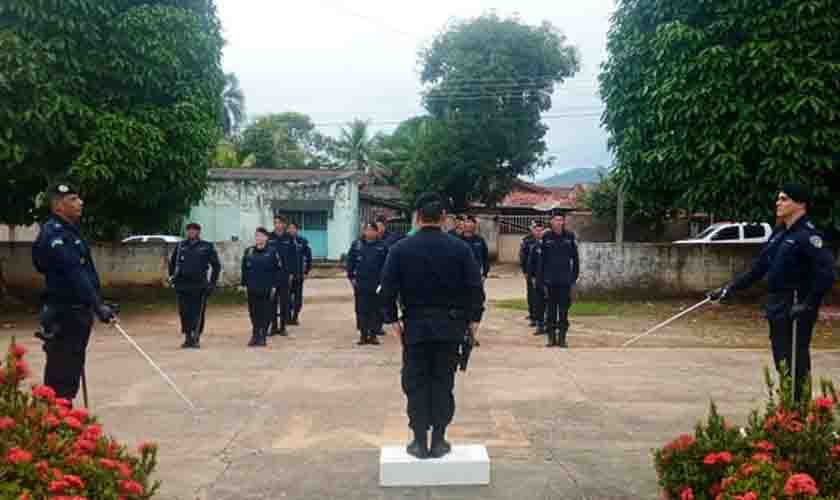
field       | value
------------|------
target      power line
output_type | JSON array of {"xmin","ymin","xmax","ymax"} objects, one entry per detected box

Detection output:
[
  {"xmin": 422, "ymin": 75, "xmax": 599, "ymax": 85},
  {"xmin": 315, "ymin": 0, "xmax": 420, "ymax": 39},
  {"xmin": 310, "ymin": 112, "xmax": 603, "ymax": 128}
]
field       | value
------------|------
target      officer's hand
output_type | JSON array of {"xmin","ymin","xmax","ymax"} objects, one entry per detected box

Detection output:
[
  {"xmin": 469, "ymin": 322, "xmax": 480, "ymax": 341},
  {"xmin": 707, "ymin": 287, "xmax": 730, "ymax": 302},
  {"xmin": 388, "ymin": 321, "xmax": 404, "ymax": 339},
  {"xmin": 95, "ymin": 303, "xmax": 116, "ymax": 324},
  {"xmin": 790, "ymin": 304, "xmax": 813, "ymax": 319}
]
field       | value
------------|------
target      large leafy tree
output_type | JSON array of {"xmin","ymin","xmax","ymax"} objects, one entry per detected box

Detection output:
[
  {"xmin": 221, "ymin": 72, "xmax": 246, "ymax": 137},
  {"xmin": 375, "ymin": 116, "xmax": 435, "ymax": 186},
  {"xmin": 239, "ymin": 112, "xmax": 333, "ymax": 169},
  {"xmin": 409, "ymin": 13, "xmax": 580, "ymax": 210},
  {"xmin": 333, "ymin": 119, "xmax": 383, "ymax": 173},
  {"xmin": 600, "ymin": 0, "xmax": 840, "ymax": 229},
  {"xmin": 0, "ymin": 0, "xmax": 226, "ymax": 239}
]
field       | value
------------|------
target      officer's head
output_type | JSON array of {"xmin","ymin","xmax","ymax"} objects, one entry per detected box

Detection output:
[
  {"xmin": 255, "ymin": 226, "xmax": 269, "ymax": 247},
  {"xmin": 777, "ymin": 183, "xmax": 810, "ymax": 221},
  {"xmin": 374, "ymin": 215, "xmax": 388, "ymax": 236},
  {"xmin": 415, "ymin": 193, "xmax": 446, "ymax": 227},
  {"xmin": 48, "ymin": 183, "xmax": 83, "ymax": 221},
  {"xmin": 363, "ymin": 222, "xmax": 379, "ymax": 241},
  {"xmin": 550, "ymin": 213, "xmax": 566, "ymax": 233},
  {"xmin": 273, "ymin": 215, "xmax": 287, "ymax": 234},
  {"xmin": 455, "ymin": 216, "xmax": 464, "ymax": 234},
  {"xmin": 531, "ymin": 221, "xmax": 544, "ymax": 238},
  {"xmin": 288, "ymin": 222, "xmax": 299, "ymax": 238},
  {"xmin": 186, "ymin": 222, "xmax": 201, "ymax": 240},
  {"xmin": 463, "ymin": 216, "xmax": 478, "ymax": 235}
]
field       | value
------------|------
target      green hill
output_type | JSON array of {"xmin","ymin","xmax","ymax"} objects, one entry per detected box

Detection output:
[{"xmin": 538, "ymin": 167, "xmax": 607, "ymax": 187}]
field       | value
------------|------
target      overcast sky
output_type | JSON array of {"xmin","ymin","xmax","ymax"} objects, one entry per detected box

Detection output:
[{"xmin": 217, "ymin": 0, "xmax": 616, "ymax": 180}]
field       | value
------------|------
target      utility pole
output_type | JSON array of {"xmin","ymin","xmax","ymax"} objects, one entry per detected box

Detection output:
[{"xmin": 616, "ymin": 181, "xmax": 625, "ymax": 243}]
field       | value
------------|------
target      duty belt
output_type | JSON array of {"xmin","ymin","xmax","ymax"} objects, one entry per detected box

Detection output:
[{"xmin": 403, "ymin": 307, "xmax": 467, "ymax": 321}]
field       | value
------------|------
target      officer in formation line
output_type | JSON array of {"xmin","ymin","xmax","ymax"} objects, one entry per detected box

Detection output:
[
  {"xmin": 32, "ymin": 183, "xmax": 116, "ymax": 402},
  {"xmin": 286, "ymin": 222, "xmax": 312, "ymax": 326},
  {"xmin": 459, "ymin": 216, "xmax": 490, "ymax": 281},
  {"xmin": 708, "ymin": 184, "xmax": 836, "ymax": 401},
  {"xmin": 532, "ymin": 213, "xmax": 580, "ymax": 348},
  {"xmin": 520, "ymin": 221, "xmax": 546, "ymax": 334},
  {"xmin": 168, "ymin": 222, "xmax": 221, "ymax": 349},
  {"xmin": 241, "ymin": 227, "xmax": 285, "ymax": 347},
  {"xmin": 347, "ymin": 222, "xmax": 390, "ymax": 345},
  {"xmin": 379, "ymin": 193, "xmax": 486, "ymax": 459},
  {"xmin": 268, "ymin": 215, "xmax": 293, "ymax": 337}
]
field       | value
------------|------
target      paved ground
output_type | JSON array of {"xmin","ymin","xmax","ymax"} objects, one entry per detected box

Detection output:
[{"xmin": 1, "ymin": 276, "xmax": 838, "ymax": 500}]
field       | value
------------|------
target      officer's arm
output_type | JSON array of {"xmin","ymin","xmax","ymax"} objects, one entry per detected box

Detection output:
[
  {"xmin": 571, "ymin": 236, "xmax": 580, "ymax": 284},
  {"xmin": 208, "ymin": 244, "xmax": 222, "ymax": 286},
  {"xmin": 240, "ymin": 253, "xmax": 247, "ymax": 287},
  {"xmin": 379, "ymin": 249, "xmax": 401, "ymax": 323},
  {"xmin": 535, "ymin": 243, "xmax": 546, "ymax": 286},
  {"xmin": 50, "ymin": 238, "xmax": 99, "ymax": 306},
  {"xmin": 304, "ymin": 243, "xmax": 312, "ymax": 274},
  {"xmin": 730, "ymin": 241, "xmax": 774, "ymax": 292},
  {"xmin": 802, "ymin": 238, "xmax": 837, "ymax": 308},
  {"xmin": 482, "ymin": 239, "xmax": 490, "ymax": 277},
  {"xmin": 168, "ymin": 244, "xmax": 177, "ymax": 277},
  {"xmin": 464, "ymin": 247, "xmax": 486, "ymax": 322},
  {"xmin": 346, "ymin": 243, "xmax": 358, "ymax": 280}
]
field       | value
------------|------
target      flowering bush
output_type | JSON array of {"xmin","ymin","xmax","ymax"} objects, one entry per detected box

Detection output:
[
  {"xmin": 656, "ymin": 367, "xmax": 840, "ymax": 500},
  {"xmin": 0, "ymin": 339, "xmax": 160, "ymax": 499}
]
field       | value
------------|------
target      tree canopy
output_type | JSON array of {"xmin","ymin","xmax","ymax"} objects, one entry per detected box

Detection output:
[
  {"xmin": 600, "ymin": 0, "xmax": 840, "ymax": 229},
  {"xmin": 403, "ymin": 13, "xmax": 580, "ymax": 210},
  {"xmin": 238, "ymin": 112, "xmax": 333, "ymax": 169},
  {"xmin": 0, "ymin": 0, "xmax": 226, "ymax": 238}
]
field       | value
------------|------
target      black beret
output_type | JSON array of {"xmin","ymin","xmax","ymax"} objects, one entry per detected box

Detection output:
[
  {"xmin": 781, "ymin": 183, "xmax": 811, "ymax": 205},
  {"xmin": 186, "ymin": 222, "xmax": 202, "ymax": 230},
  {"xmin": 47, "ymin": 181, "xmax": 78, "ymax": 197},
  {"xmin": 415, "ymin": 192, "xmax": 444, "ymax": 212}
]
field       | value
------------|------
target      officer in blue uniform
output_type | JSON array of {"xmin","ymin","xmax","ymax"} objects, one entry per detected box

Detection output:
[
  {"xmin": 286, "ymin": 222, "xmax": 312, "ymax": 326},
  {"xmin": 268, "ymin": 215, "xmax": 293, "ymax": 336},
  {"xmin": 241, "ymin": 227, "xmax": 285, "ymax": 347},
  {"xmin": 535, "ymin": 213, "xmax": 580, "ymax": 348},
  {"xmin": 168, "ymin": 222, "xmax": 221, "ymax": 349},
  {"xmin": 347, "ymin": 223, "xmax": 389, "ymax": 345},
  {"xmin": 520, "ymin": 221, "xmax": 544, "ymax": 328},
  {"xmin": 375, "ymin": 215, "xmax": 405, "ymax": 335},
  {"xmin": 460, "ymin": 216, "xmax": 490, "ymax": 280},
  {"xmin": 380, "ymin": 193, "xmax": 485, "ymax": 459},
  {"xmin": 32, "ymin": 182, "xmax": 115, "ymax": 401},
  {"xmin": 524, "ymin": 221, "xmax": 547, "ymax": 334},
  {"xmin": 708, "ymin": 184, "xmax": 836, "ymax": 401}
]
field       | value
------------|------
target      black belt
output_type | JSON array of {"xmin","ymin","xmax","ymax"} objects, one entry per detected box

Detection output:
[{"xmin": 403, "ymin": 307, "xmax": 467, "ymax": 321}]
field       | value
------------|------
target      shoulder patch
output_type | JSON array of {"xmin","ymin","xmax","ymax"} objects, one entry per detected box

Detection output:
[
  {"xmin": 806, "ymin": 221, "xmax": 815, "ymax": 229},
  {"xmin": 810, "ymin": 236, "xmax": 823, "ymax": 249},
  {"xmin": 50, "ymin": 239, "xmax": 64, "ymax": 248}
]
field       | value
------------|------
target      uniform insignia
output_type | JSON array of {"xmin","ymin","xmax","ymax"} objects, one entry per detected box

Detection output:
[
  {"xmin": 50, "ymin": 239, "xmax": 64, "ymax": 248},
  {"xmin": 810, "ymin": 236, "xmax": 823, "ymax": 248},
  {"xmin": 54, "ymin": 223, "xmax": 62, "ymax": 228},
  {"xmin": 806, "ymin": 222, "xmax": 815, "ymax": 229},
  {"xmin": 80, "ymin": 258, "xmax": 86, "ymax": 265},
  {"xmin": 58, "ymin": 184, "xmax": 69, "ymax": 193}
]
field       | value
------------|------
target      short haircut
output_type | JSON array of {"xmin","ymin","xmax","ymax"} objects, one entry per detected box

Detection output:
[
  {"xmin": 255, "ymin": 226, "xmax": 269, "ymax": 236},
  {"xmin": 363, "ymin": 222, "xmax": 378, "ymax": 231},
  {"xmin": 288, "ymin": 222, "xmax": 299, "ymax": 229},
  {"xmin": 465, "ymin": 215, "xmax": 477, "ymax": 223},
  {"xmin": 374, "ymin": 215, "xmax": 388, "ymax": 224},
  {"xmin": 415, "ymin": 193, "xmax": 444, "ymax": 223},
  {"xmin": 274, "ymin": 215, "xmax": 288, "ymax": 224}
]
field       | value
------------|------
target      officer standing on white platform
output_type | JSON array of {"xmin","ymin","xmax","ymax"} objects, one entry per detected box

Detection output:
[{"xmin": 379, "ymin": 193, "xmax": 486, "ymax": 459}]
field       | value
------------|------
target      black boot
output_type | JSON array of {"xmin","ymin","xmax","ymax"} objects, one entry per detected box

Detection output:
[
  {"xmin": 181, "ymin": 333, "xmax": 191, "ymax": 349},
  {"xmin": 368, "ymin": 333, "xmax": 381, "ymax": 345},
  {"xmin": 357, "ymin": 332, "xmax": 367, "ymax": 345},
  {"xmin": 429, "ymin": 427, "xmax": 452, "ymax": 459},
  {"xmin": 533, "ymin": 321, "xmax": 545, "ymax": 336},
  {"xmin": 545, "ymin": 329, "xmax": 556, "ymax": 347},
  {"xmin": 248, "ymin": 330, "xmax": 258, "ymax": 347},
  {"xmin": 191, "ymin": 332, "xmax": 201, "ymax": 349},
  {"xmin": 406, "ymin": 428, "xmax": 429, "ymax": 459},
  {"xmin": 557, "ymin": 328, "xmax": 568, "ymax": 348},
  {"xmin": 528, "ymin": 319, "xmax": 537, "ymax": 327},
  {"xmin": 257, "ymin": 329, "xmax": 268, "ymax": 347}
]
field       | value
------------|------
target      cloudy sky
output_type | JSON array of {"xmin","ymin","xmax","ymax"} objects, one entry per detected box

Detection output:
[{"xmin": 217, "ymin": 0, "xmax": 616, "ymax": 180}]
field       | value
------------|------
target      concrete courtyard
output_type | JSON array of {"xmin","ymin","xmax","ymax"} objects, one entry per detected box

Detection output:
[{"xmin": 1, "ymin": 274, "xmax": 838, "ymax": 500}]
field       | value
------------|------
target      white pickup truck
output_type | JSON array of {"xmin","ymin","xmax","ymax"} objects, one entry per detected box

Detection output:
[{"xmin": 674, "ymin": 222, "xmax": 773, "ymax": 244}]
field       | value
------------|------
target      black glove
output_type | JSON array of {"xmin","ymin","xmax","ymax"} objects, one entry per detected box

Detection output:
[
  {"xmin": 707, "ymin": 287, "xmax": 730, "ymax": 302},
  {"xmin": 790, "ymin": 303, "xmax": 813, "ymax": 319},
  {"xmin": 95, "ymin": 303, "xmax": 115, "ymax": 323}
]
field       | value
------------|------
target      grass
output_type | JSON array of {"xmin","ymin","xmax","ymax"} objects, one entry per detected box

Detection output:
[{"xmin": 493, "ymin": 298, "xmax": 628, "ymax": 316}]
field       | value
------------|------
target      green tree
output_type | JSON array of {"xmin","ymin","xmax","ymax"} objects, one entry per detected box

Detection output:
[
  {"xmin": 239, "ymin": 112, "xmax": 333, "ymax": 169},
  {"xmin": 375, "ymin": 116, "xmax": 435, "ymax": 186},
  {"xmin": 221, "ymin": 72, "xmax": 246, "ymax": 137},
  {"xmin": 333, "ymin": 119, "xmax": 383, "ymax": 173},
  {"xmin": 409, "ymin": 13, "xmax": 580, "ymax": 210},
  {"xmin": 600, "ymin": 0, "xmax": 840, "ymax": 229},
  {"xmin": 0, "ymin": 0, "xmax": 226, "ymax": 239}
]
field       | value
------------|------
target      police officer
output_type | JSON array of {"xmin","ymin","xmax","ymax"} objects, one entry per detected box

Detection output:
[
  {"xmin": 448, "ymin": 216, "xmax": 464, "ymax": 237},
  {"xmin": 520, "ymin": 221, "xmax": 544, "ymax": 327},
  {"xmin": 286, "ymin": 222, "xmax": 312, "ymax": 325},
  {"xmin": 168, "ymin": 222, "xmax": 221, "ymax": 349},
  {"xmin": 380, "ymin": 193, "xmax": 485, "ymax": 459},
  {"xmin": 708, "ymin": 184, "xmax": 836, "ymax": 401},
  {"xmin": 241, "ymin": 227, "xmax": 285, "ymax": 347},
  {"xmin": 347, "ymin": 223, "xmax": 389, "ymax": 345},
  {"xmin": 268, "ymin": 215, "xmax": 293, "ymax": 336},
  {"xmin": 460, "ymin": 216, "xmax": 490, "ymax": 280},
  {"xmin": 525, "ymin": 222, "xmax": 548, "ymax": 334},
  {"xmin": 375, "ymin": 215, "xmax": 405, "ymax": 335},
  {"xmin": 32, "ymin": 182, "xmax": 115, "ymax": 402},
  {"xmin": 535, "ymin": 213, "xmax": 580, "ymax": 348}
]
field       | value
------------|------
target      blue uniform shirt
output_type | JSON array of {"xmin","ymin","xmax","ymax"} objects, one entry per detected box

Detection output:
[
  {"xmin": 732, "ymin": 216, "xmax": 836, "ymax": 308},
  {"xmin": 32, "ymin": 215, "xmax": 101, "ymax": 306},
  {"xmin": 241, "ymin": 245, "xmax": 285, "ymax": 291}
]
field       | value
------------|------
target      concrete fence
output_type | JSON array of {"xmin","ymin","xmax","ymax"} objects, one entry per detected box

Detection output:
[{"xmin": 4, "ymin": 241, "xmax": 836, "ymax": 300}]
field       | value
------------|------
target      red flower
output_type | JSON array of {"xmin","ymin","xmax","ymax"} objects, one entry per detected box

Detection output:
[
  {"xmin": 63, "ymin": 474, "xmax": 85, "ymax": 490},
  {"xmin": 18, "ymin": 493, "xmax": 30, "ymax": 500},
  {"xmin": 117, "ymin": 461, "xmax": 134, "ymax": 479},
  {"xmin": 63, "ymin": 416, "xmax": 83, "ymax": 430},
  {"xmin": 49, "ymin": 480, "xmax": 69, "ymax": 494},
  {"xmin": 721, "ymin": 476, "xmax": 737, "ymax": 490},
  {"xmin": 709, "ymin": 483, "xmax": 721, "ymax": 496},
  {"xmin": 14, "ymin": 360, "xmax": 31, "ymax": 380},
  {"xmin": 752, "ymin": 452, "xmax": 773, "ymax": 463},
  {"xmin": 0, "ymin": 416, "xmax": 15, "ymax": 430},
  {"xmin": 783, "ymin": 473, "xmax": 818, "ymax": 496},
  {"xmin": 704, "ymin": 452, "xmax": 733, "ymax": 466},
  {"xmin": 12, "ymin": 343, "xmax": 26, "ymax": 358},
  {"xmin": 74, "ymin": 438, "xmax": 97, "ymax": 455},
  {"xmin": 36, "ymin": 460, "xmax": 50, "ymax": 480},
  {"xmin": 82, "ymin": 424, "xmax": 102, "ymax": 441},
  {"xmin": 55, "ymin": 398, "xmax": 72, "ymax": 409},
  {"xmin": 679, "ymin": 487, "xmax": 694, "ymax": 500},
  {"xmin": 786, "ymin": 420, "xmax": 804, "ymax": 433},
  {"xmin": 734, "ymin": 493, "xmax": 758, "ymax": 500},
  {"xmin": 6, "ymin": 447, "xmax": 33, "ymax": 465},
  {"xmin": 814, "ymin": 397, "xmax": 834, "ymax": 412},
  {"xmin": 832, "ymin": 444, "xmax": 840, "ymax": 460},
  {"xmin": 44, "ymin": 414, "xmax": 61, "ymax": 429},
  {"xmin": 752, "ymin": 440, "xmax": 775, "ymax": 452},
  {"xmin": 738, "ymin": 463, "xmax": 755, "ymax": 477},
  {"xmin": 99, "ymin": 458, "xmax": 119, "ymax": 470},
  {"xmin": 69, "ymin": 408, "xmax": 89, "ymax": 422},
  {"xmin": 32, "ymin": 384, "xmax": 56, "ymax": 402},
  {"xmin": 119, "ymin": 480, "xmax": 145, "ymax": 496}
]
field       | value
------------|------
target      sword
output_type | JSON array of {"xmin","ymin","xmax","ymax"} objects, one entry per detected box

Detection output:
[
  {"xmin": 113, "ymin": 322, "xmax": 197, "ymax": 411},
  {"xmin": 622, "ymin": 298, "xmax": 712, "ymax": 347}
]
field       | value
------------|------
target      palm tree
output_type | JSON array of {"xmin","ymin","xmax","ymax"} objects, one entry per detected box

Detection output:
[
  {"xmin": 334, "ymin": 119, "xmax": 382, "ymax": 173},
  {"xmin": 221, "ymin": 73, "xmax": 246, "ymax": 137}
]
